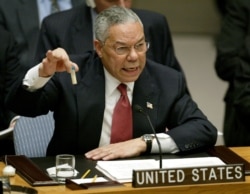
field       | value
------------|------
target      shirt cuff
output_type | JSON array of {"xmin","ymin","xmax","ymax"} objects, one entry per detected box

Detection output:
[
  {"xmin": 22, "ymin": 64, "xmax": 51, "ymax": 91},
  {"xmin": 151, "ymin": 133, "xmax": 179, "ymax": 154}
]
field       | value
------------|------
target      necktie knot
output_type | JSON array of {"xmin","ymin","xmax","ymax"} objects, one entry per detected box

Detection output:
[{"xmin": 117, "ymin": 84, "xmax": 127, "ymax": 96}]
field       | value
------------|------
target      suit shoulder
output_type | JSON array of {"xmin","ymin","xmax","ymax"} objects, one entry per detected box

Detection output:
[
  {"xmin": 146, "ymin": 59, "xmax": 181, "ymax": 77},
  {"xmin": 0, "ymin": 1, "xmax": 36, "ymax": 14},
  {"xmin": 0, "ymin": 0, "xmax": 12, "ymax": 7},
  {"xmin": 133, "ymin": 8, "xmax": 166, "ymax": 20},
  {"xmin": 70, "ymin": 51, "xmax": 96, "ymax": 66},
  {"xmin": 133, "ymin": 8, "xmax": 169, "ymax": 28},
  {"xmin": 43, "ymin": 4, "xmax": 84, "ymax": 24}
]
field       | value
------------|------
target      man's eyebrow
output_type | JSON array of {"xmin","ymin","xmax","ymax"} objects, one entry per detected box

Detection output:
[
  {"xmin": 114, "ymin": 41, "xmax": 127, "ymax": 45},
  {"xmin": 114, "ymin": 38, "xmax": 145, "ymax": 45}
]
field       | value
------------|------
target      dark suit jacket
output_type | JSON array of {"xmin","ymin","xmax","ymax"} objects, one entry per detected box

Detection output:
[
  {"xmin": 0, "ymin": 29, "xmax": 18, "ymax": 130},
  {"xmin": 7, "ymin": 52, "xmax": 217, "ymax": 156},
  {"xmin": 35, "ymin": 3, "xmax": 182, "ymax": 73},
  {"xmin": 0, "ymin": 0, "xmax": 84, "ymax": 71}
]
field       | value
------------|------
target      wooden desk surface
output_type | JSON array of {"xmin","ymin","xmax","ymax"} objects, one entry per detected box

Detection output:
[{"xmin": 1, "ymin": 147, "xmax": 250, "ymax": 194}]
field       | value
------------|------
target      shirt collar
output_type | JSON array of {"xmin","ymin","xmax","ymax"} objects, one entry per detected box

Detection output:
[{"xmin": 103, "ymin": 67, "xmax": 134, "ymax": 97}]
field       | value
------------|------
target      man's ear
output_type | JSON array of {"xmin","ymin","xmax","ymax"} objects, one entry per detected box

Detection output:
[{"xmin": 94, "ymin": 40, "xmax": 103, "ymax": 58}]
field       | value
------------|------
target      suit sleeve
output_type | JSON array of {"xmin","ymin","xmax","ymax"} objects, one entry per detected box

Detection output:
[{"xmin": 165, "ymin": 72, "xmax": 217, "ymax": 152}]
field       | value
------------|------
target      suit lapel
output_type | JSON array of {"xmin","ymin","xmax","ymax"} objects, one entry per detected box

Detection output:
[
  {"xmin": 71, "ymin": 5, "xmax": 94, "ymax": 54},
  {"xmin": 73, "ymin": 55, "xmax": 160, "ymax": 145},
  {"xmin": 74, "ymin": 55, "xmax": 105, "ymax": 150},
  {"xmin": 132, "ymin": 64, "xmax": 160, "ymax": 137}
]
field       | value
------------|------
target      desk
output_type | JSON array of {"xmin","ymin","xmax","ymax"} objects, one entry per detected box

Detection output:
[{"xmin": 1, "ymin": 147, "xmax": 250, "ymax": 194}]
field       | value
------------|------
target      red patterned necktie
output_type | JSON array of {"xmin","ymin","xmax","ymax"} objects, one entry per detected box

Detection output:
[{"xmin": 110, "ymin": 84, "xmax": 133, "ymax": 143}]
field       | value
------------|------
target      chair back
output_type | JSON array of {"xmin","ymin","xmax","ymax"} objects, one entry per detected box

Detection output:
[
  {"xmin": 0, "ymin": 115, "xmax": 20, "ymax": 139},
  {"xmin": 13, "ymin": 112, "xmax": 54, "ymax": 157}
]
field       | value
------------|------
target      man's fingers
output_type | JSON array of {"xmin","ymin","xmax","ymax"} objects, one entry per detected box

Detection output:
[
  {"xmin": 46, "ymin": 49, "xmax": 66, "ymax": 62},
  {"xmin": 65, "ymin": 61, "xmax": 79, "ymax": 73},
  {"xmin": 45, "ymin": 48, "xmax": 79, "ymax": 72}
]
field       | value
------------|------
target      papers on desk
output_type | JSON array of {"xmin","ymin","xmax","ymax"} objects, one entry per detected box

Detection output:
[
  {"xmin": 96, "ymin": 157, "xmax": 225, "ymax": 183},
  {"xmin": 71, "ymin": 177, "xmax": 108, "ymax": 184}
]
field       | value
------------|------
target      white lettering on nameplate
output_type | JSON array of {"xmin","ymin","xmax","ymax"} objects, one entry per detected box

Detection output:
[{"xmin": 132, "ymin": 164, "xmax": 245, "ymax": 188}]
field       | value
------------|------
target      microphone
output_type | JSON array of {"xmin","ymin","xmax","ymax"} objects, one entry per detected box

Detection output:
[{"xmin": 134, "ymin": 104, "xmax": 162, "ymax": 169}]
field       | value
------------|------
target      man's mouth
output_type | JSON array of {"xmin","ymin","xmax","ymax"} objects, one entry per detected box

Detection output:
[{"xmin": 122, "ymin": 67, "xmax": 138, "ymax": 72}]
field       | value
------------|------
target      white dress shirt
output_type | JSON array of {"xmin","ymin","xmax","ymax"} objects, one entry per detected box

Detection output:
[{"xmin": 23, "ymin": 64, "xmax": 179, "ymax": 153}]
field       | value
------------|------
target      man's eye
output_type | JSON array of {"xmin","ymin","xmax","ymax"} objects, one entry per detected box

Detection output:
[
  {"xmin": 116, "ymin": 47, "xmax": 129, "ymax": 52},
  {"xmin": 135, "ymin": 43, "xmax": 144, "ymax": 49}
]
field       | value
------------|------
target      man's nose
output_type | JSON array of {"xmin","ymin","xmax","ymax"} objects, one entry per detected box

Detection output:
[{"xmin": 127, "ymin": 47, "xmax": 139, "ymax": 61}]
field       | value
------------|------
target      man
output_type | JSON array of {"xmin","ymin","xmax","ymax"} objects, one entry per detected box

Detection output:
[
  {"xmin": 0, "ymin": 0, "xmax": 84, "ymax": 71},
  {"xmin": 0, "ymin": 29, "xmax": 19, "ymax": 155},
  {"xmin": 0, "ymin": 29, "xmax": 17, "ymax": 131},
  {"xmin": 34, "ymin": 0, "xmax": 185, "ymax": 77},
  {"xmin": 6, "ymin": 6, "xmax": 217, "ymax": 159},
  {"xmin": 215, "ymin": 0, "xmax": 250, "ymax": 146}
]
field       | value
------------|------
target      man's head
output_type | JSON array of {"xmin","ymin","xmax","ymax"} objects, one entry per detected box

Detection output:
[
  {"xmin": 86, "ymin": 0, "xmax": 132, "ymax": 13},
  {"xmin": 94, "ymin": 6, "xmax": 149, "ymax": 83}
]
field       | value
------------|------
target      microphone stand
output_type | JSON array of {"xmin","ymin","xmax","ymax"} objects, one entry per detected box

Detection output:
[{"xmin": 134, "ymin": 105, "xmax": 163, "ymax": 169}]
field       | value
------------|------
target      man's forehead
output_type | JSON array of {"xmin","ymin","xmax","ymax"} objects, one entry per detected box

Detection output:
[
  {"xmin": 107, "ymin": 24, "xmax": 145, "ymax": 44},
  {"xmin": 108, "ymin": 22, "xmax": 143, "ymax": 37}
]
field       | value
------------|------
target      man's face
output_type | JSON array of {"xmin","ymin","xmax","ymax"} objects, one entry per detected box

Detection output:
[
  {"xmin": 95, "ymin": 22, "xmax": 147, "ymax": 83},
  {"xmin": 94, "ymin": 0, "xmax": 132, "ymax": 13}
]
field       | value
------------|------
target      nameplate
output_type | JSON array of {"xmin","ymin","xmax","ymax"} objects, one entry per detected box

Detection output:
[{"xmin": 132, "ymin": 164, "xmax": 245, "ymax": 188}]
